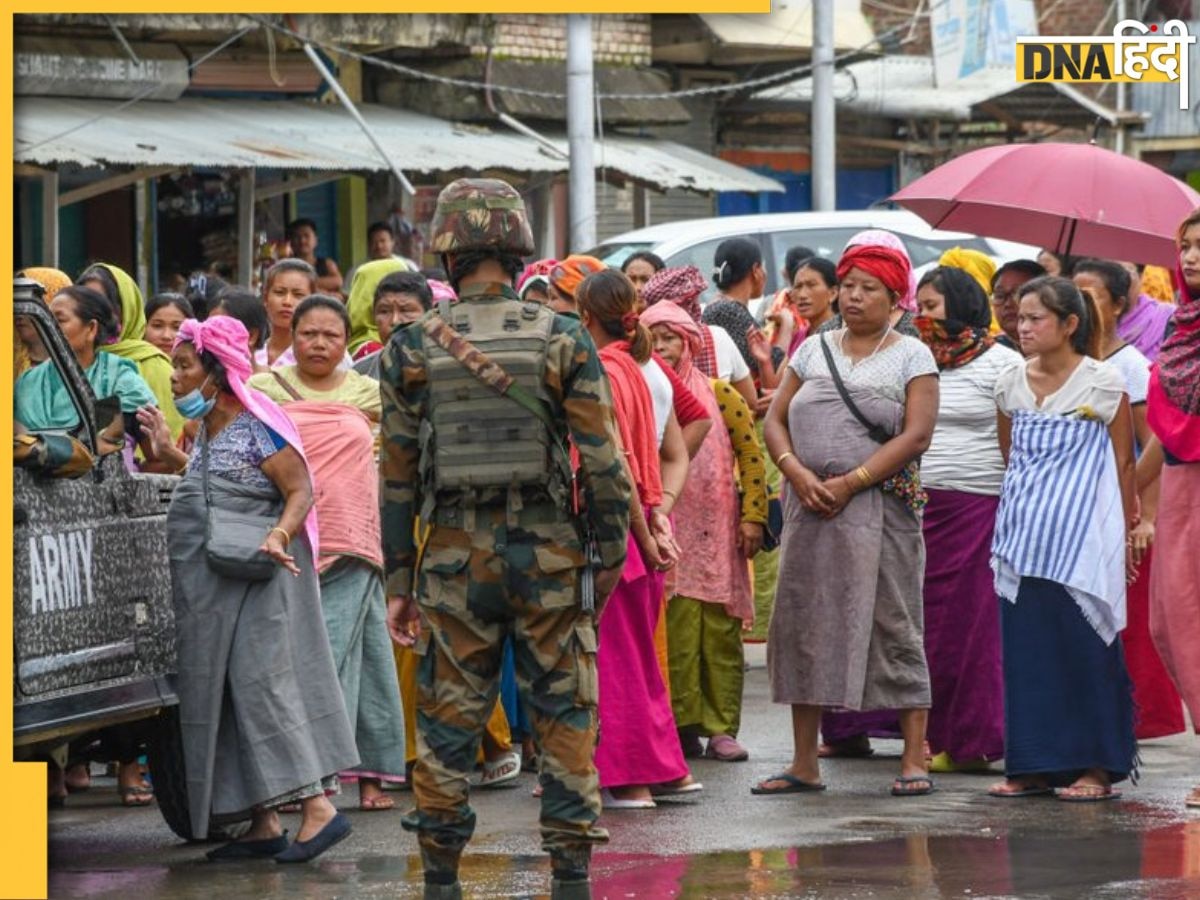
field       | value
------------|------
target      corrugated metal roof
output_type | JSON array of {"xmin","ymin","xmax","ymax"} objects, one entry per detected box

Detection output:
[
  {"xmin": 754, "ymin": 56, "xmax": 1138, "ymax": 126},
  {"xmin": 14, "ymin": 96, "xmax": 781, "ymax": 194}
]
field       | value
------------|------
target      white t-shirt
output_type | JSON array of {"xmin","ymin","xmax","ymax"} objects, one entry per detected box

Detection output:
[
  {"xmin": 922, "ymin": 343, "xmax": 1023, "ymax": 495},
  {"xmin": 640, "ymin": 358, "xmax": 674, "ymax": 447},
  {"xmin": 709, "ymin": 325, "xmax": 750, "ymax": 384},
  {"xmin": 994, "ymin": 356, "xmax": 1127, "ymax": 423},
  {"xmin": 1104, "ymin": 343, "xmax": 1150, "ymax": 405}
]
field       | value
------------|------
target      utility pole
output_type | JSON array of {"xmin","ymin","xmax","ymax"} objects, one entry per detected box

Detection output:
[
  {"xmin": 812, "ymin": 0, "xmax": 836, "ymax": 210},
  {"xmin": 566, "ymin": 14, "xmax": 596, "ymax": 251},
  {"xmin": 1115, "ymin": 0, "xmax": 1127, "ymax": 155}
]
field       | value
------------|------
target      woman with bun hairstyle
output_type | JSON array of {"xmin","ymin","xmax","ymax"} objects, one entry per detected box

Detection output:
[
  {"xmin": 702, "ymin": 238, "xmax": 783, "ymax": 391},
  {"xmin": 576, "ymin": 269, "xmax": 698, "ymax": 809}
]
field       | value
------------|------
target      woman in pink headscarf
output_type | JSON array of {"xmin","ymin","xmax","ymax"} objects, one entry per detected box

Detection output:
[
  {"xmin": 140, "ymin": 315, "xmax": 358, "ymax": 863},
  {"xmin": 642, "ymin": 300, "xmax": 767, "ymax": 763}
]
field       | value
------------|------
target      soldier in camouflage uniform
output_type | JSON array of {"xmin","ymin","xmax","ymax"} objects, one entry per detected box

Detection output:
[{"xmin": 381, "ymin": 178, "xmax": 632, "ymax": 900}]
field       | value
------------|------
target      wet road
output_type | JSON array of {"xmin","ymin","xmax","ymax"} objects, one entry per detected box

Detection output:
[{"xmin": 49, "ymin": 647, "xmax": 1200, "ymax": 898}]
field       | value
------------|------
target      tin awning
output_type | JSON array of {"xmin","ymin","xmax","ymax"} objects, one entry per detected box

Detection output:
[{"xmin": 14, "ymin": 95, "xmax": 781, "ymax": 194}]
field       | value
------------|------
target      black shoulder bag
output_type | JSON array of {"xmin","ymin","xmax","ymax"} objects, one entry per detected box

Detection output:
[
  {"xmin": 819, "ymin": 335, "xmax": 893, "ymax": 445},
  {"xmin": 201, "ymin": 435, "xmax": 280, "ymax": 582}
]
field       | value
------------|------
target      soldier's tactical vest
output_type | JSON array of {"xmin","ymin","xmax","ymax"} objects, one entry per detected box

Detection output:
[{"xmin": 419, "ymin": 299, "xmax": 570, "ymax": 516}]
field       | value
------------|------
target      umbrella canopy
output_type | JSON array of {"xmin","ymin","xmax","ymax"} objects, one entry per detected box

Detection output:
[{"xmin": 891, "ymin": 142, "xmax": 1200, "ymax": 268}]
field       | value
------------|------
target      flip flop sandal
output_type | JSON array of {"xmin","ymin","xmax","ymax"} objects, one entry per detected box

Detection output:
[
  {"xmin": 988, "ymin": 784, "xmax": 1053, "ymax": 798},
  {"xmin": 478, "ymin": 751, "xmax": 522, "ymax": 789},
  {"xmin": 650, "ymin": 779, "xmax": 704, "ymax": 797},
  {"xmin": 891, "ymin": 775, "xmax": 935, "ymax": 797},
  {"xmin": 750, "ymin": 773, "xmax": 827, "ymax": 795},
  {"xmin": 600, "ymin": 789, "xmax": 656, "ymax": 809},
  {"xmin": 119, "ymin": 786, "xmax": 155, "ymax": 807},
  {"xmin": 1056, "ymin": 785, "xmax": 1121, "ymax": 803},
  {"xmin": 359, "ymin": 794, "xmax": 395, "ymax": 811}
]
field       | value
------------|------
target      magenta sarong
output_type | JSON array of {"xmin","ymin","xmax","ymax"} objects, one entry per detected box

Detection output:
[{"xmin": 595, "ymin": 535, "xmax": 689, "ymax": 788}]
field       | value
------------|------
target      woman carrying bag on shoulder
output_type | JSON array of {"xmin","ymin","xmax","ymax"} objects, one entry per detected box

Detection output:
[{"xmin": 145, "ymin": 315, "xmax": 358, "ymax": 863}]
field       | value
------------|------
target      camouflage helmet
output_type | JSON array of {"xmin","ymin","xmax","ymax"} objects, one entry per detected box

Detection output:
[{"xmin": 430, "ymin": 178, "xmax": 535, "ymax": 257}]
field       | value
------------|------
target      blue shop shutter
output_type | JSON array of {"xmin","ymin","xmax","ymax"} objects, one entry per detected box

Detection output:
[
  {"xmin": 718, "ymin": 165, "xmax": 894, "ymax": 215},
  {"xmin": 293, "ymin": 181, "xmax": 339, "ymax": 262}
]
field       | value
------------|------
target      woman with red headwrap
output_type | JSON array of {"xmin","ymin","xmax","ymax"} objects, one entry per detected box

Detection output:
[
  {"xmin": 814, "ymin": 231, "xmax": 922, "ymax": 340},
  {"xmin": 643, "ymin": 299, "xmax": 767, "ymax": 763},
  {"xmin": 151, "ymin": 315, "xmax": 358, "ymax": 862},
  {"xmin": 756, "ymin": 244, "xmax": 940, "ymax": 798},
  {"xmin": 1142, "ymin": 207, "xmax": 1200, "ymax": 810}
]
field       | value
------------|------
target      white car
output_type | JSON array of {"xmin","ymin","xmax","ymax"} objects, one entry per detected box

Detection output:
[{"xmin": 589, "ymin": 209, "xmax": 1040, "ymax": 314}]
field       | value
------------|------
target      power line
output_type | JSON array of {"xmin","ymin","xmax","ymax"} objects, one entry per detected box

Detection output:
[{"xmin": 245, "ymin": 14, "xmax": 907, "ymax": 103}]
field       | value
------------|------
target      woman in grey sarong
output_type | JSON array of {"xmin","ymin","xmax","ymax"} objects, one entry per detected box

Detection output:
[
  {"xmin": 756, "ymin": 244, "xmax": 939, "ymax": 798},
  {"xmin": 162, "ymin": 315, "xmax": 358, "ymax": 862}
]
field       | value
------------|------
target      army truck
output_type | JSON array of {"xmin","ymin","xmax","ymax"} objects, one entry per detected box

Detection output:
[{"xmin": 12, "ymin": 277, "xmax": 213, "ymax": 840}]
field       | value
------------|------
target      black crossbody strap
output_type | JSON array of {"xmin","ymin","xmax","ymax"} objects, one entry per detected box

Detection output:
[{"xmin": 819, "ymin": 335, "xmax": 890, "ymax": 444}]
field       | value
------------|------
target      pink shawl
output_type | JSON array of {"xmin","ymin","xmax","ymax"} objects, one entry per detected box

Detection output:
[
  {"xmin": 640, "ymin": 302, "xmax": 753, "ymax": 621},
  {"xmin": 279, "ymin": 402, "xmax": 381, "ymax": 573},
  {"xmin": 175, "ymin": 317, "xmax": 320, "ymax": 554}
]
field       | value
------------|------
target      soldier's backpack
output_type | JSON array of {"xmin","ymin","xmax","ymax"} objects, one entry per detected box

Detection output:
[{"xmin": 418, "ymin": 298, "xmax": 572, "ymax": 518}]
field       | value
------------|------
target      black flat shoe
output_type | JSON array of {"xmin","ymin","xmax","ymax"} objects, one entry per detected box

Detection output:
[
  {"xmin": 274, "ymin": 813, "xmax": 351, "ymax": 863},
  {"xmin": 206, "ymin": 832, "xmax": 289, "ymax": 861}
]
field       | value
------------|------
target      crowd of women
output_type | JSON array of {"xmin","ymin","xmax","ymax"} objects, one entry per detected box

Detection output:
[{"xmin": 15, "ymin": 202, "xmax": 1200, "ymax": 859}]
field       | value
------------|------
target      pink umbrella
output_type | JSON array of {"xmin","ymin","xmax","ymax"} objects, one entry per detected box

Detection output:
[{"xmin": 891, "ymin": 142, "xmax": 1200, "ymax": 267}]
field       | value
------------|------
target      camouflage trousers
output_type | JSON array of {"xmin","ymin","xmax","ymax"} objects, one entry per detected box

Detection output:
[{"xmin": 401, "ymin": 520, "xmax": 606, "ymax": 878}]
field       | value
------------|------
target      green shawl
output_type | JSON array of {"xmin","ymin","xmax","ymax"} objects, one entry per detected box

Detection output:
[
  {"xmin": 92, "ymin": 263, "xmax": 184, "ymax": 439},
  {"xmin": 347, "ymin": 258, "xmax": 409, "ymax": 355}
]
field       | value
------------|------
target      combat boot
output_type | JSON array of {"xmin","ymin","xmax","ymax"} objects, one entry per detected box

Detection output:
[
  {"xmin": 550, "ymin": 873, "xmax": 591, "ymax": 899},
  {"xmin": 419, "ymin": 842, "xmax": 463, "ymax": 900},
  {"xmin": 423, "ymin": 880, "xmax": 463, "ymax": 900}
]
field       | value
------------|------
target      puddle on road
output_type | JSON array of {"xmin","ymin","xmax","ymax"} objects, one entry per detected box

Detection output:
[{"xmin": 50, "ymin": 821, "xmax": 1200, "ymax": 899}]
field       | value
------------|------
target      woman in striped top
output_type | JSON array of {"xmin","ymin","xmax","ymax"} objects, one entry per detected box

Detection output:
[{"xmin": 989, "ymin": 276, "xmax": 1138, "ymax": 802}]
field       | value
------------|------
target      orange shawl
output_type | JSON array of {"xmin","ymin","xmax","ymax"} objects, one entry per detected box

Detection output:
[{"xmin": 598, "ymin": 341, "xmax": 663, "ymax": 508}]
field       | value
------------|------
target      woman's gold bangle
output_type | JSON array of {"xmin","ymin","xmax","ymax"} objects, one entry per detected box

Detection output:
[
  {"xmin": 775, "ymin": 451, "xmax": 796, "ymax": 468},
  {"xmin": 269, "ymin": 526, "xmax": 291, "ymax": 545},
  {"xmin": 855, "ymin": 466, "xmax": 874, "ymax": 488}
]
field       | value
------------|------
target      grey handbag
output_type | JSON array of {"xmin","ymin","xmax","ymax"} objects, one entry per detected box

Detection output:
[{"xmin": 200, "ymin": 435, "xmax": 279, "ymax": 581}]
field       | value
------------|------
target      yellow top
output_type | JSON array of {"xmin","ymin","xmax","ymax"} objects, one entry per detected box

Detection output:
[
  {"xmin": 710, "ymin": 378, "xmax": 767, "ymax": 525},
  {"xmin": 248, "ymin": 366, "xmax": 382, "ymax": 422}
]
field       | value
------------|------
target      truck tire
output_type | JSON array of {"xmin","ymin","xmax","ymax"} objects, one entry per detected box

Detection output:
[{"xmin": 146, "ymin": 705, "xmax": 243, "ymax": 842}]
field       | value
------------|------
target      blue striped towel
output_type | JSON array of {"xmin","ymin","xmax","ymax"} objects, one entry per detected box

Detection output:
[{"xmin": 991, "ymin": 410, "xmax": 1127, "ymax": 645}]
